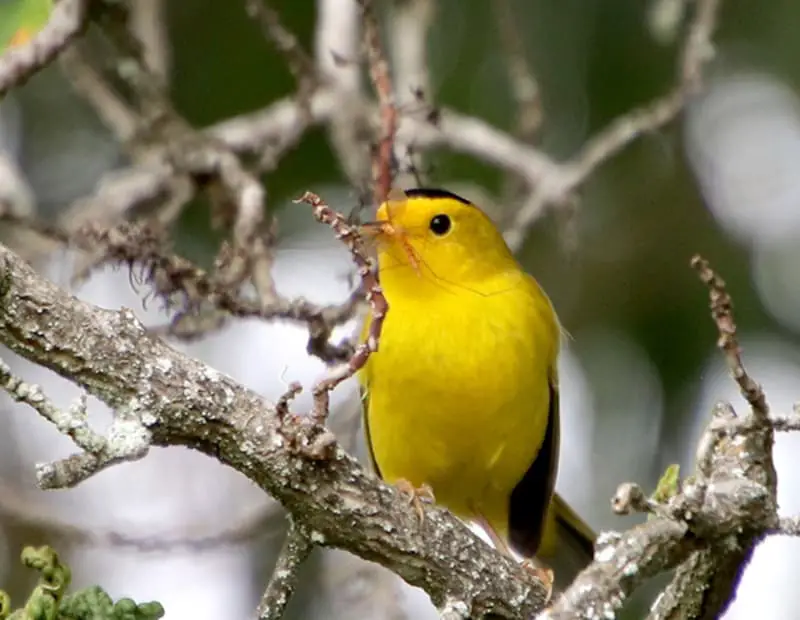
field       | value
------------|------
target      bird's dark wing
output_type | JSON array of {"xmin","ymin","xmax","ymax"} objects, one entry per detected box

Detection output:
[
  {"xmin": 360, "ymin": 386, "xmax": 383, "ymax": 479},
  {"xmin": 507, "ymin": 376, "xmax": 560, "ymax": 557}
]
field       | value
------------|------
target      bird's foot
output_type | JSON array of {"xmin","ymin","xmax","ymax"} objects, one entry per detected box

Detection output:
[
  {"xmin": 394, "ymin": 479, "xmax": 435, "ymax": 523},
  {"xmin": 521, "ymin": 560, "xmax": 554, "ymax": 603}
]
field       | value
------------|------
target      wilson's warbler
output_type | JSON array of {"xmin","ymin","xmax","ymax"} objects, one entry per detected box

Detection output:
[{"xmin": 358, "ymin": 188, "xmax": 595, "ymax": 590}]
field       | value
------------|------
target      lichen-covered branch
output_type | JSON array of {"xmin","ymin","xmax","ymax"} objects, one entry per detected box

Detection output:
[
  {"xmin": 0, "ymin": 241, "xmax": 546, "ymax": 619},
  {"xmin": 4, "ymin": 225, "xmax": 799, "ymax": 620},
  {"xmin": 0, "ymin": 357, "xmax": 151, "ymax": 489},
  {"xmin": 257, "ymin": 519, "xmax": 314, "ymax": 620},
  {"xmin": 538, "ymin": 255, "xmax": 781, "ymax": 620}
]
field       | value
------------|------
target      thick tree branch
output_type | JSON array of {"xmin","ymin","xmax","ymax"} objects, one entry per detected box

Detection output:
[{"xmin": 0, "ymin": 241, "xmax": 546, "ymax": 619}]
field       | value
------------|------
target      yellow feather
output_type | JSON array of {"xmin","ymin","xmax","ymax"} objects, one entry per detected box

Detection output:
[{"xmin": 358, "ymin": 189, "xmax": 594, "ymax": 586}]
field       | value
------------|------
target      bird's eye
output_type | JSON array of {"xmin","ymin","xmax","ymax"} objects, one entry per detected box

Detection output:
[{"xmin": 429, "ymin": 214, "xmax": 451, "ymax": 236}]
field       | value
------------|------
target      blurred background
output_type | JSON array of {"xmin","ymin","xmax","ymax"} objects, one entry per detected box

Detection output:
[{"xmin": 2, "ymin": 0, "xmax": 800, "ymax": 618}]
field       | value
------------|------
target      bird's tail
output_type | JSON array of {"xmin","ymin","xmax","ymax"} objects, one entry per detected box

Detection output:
[{"xmin": 537, "ymin": 492, "xmax": 595, "ymax": 591}]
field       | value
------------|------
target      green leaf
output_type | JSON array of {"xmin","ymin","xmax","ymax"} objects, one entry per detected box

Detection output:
[
  {"xmin": 645, "ymin": 464, "xmax": 681, "ymax": 521},
  {"xmin": 0, "ymin": 0, "xmax": 53, "ymax": 52}
]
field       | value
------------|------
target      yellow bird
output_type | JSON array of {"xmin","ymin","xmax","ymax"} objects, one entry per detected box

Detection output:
[{"xmin": 358, "ymin": 188, "xmax": 595, "ymax": 589}]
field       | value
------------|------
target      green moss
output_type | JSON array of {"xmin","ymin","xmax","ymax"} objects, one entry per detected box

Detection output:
[{"xmin": 648, "ymin": 464, "xmax": 681, "ymax": 522}]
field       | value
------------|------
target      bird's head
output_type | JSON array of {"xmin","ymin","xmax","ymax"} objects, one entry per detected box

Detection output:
[{"xmin": 361, "ymin": 188, "xmax": 519, "ymax": 297}]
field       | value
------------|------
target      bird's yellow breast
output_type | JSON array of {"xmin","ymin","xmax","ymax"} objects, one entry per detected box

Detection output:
[{"xmin": 361, "ymin": 271, "xmax": 558, "ymax": 531}]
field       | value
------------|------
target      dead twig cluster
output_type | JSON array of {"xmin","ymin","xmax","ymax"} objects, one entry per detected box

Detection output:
[
  {"xmin": 0, "ymin": 211, "xmax": 359, "ymax": 361},
  {"xmin": 294, "ymin": 191, "xmax": 387, "ymax": 421},
  {"xmin": 2, "ymin": 0, "xmax": 722, "ymax": 257}
]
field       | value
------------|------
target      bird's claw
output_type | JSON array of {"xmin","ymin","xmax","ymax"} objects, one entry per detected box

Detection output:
[
  {"xmin": 394, "ymin": 479, "xmax": 435, "ymax": 523},
  {"xmin": 521, "ymin": 560, "xmax": 554, "ymax": 603}
]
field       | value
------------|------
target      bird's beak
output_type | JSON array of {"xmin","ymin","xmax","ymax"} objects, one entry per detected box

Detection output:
[{"xmin": 359, "ymin": 220, "xmax": 392, "ymax": 239}]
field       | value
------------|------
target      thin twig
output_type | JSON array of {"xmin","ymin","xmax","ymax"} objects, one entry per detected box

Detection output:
[
  {"xmin": 243, "ymin": 0, "xmax": 317, "ymax": 171},
  {"xmin": 59, "ymin": 46, "xmax": 140, "ymax": 141},
  {"xmin": 0, "ymin": 205, "xmax": 70, "ymax": 243},
  {"xmin": 0, "ymin": 361, "xmax": 102, "ymax": 453},
  {"xmin": 314, "ymin": 0, "xmax": 368, "ymax": 190},
  {"xmin": 0, "ymin": 353, "xmax": 151, "ymax": 489},
  {"xmin": 245, "ymin": 0, "xmax": 316, "ymax": 87},
  {"xmin": 611, "ymin": 482, "xmax": 654, "ymax": 515},
  {"xmin": 256, "ymin": 520, "xmax": 314, "ymax": 620},
  {"xmin": 503, "ymin": 0, "xmax": 722, "ymax": 250},
  {"xmin": 493, "ymin": 0, "xmax": 542, "ymax": 142},
  {"xmin": 493, "ymin": 0, "xmax": 546, "ymax": 227},
  {"xmin": 389, "ymin": 0, "xmax": 434, "ymax": 103},
  {"xmin": 571, "ymin": 0, "xmax": 720, "ymax": 182},
  {"xmin": 275, "ymin": 381, "xmax": 303, "ymax": 421},
  {"xmin": 129, "ymin": 0, "xmax": 172, "ymax": 82},
  {"xmin": 294, "ymin": 192, "xmax": 387, "ymax": 421},
  {"xmin": 244, "ymin": 0, "xmax": 317, "ymax": 170},
  {"xmin": 388, "ymin": 0, "xmax": 435, "ymax": 187},
  {"xmin": 777, "ymin": 516, "xmax": 800, "ymax": 537},
  {"xmin": 358, "ymin": 0, "xmax": 398, "ymax": 205},
  {"xmin": 691, "ymin": 255, "xmax": 769, "ymax": 419},
  {"xmin": 771, "ymin": 411, "xmax": 800, "ymax": 432}
]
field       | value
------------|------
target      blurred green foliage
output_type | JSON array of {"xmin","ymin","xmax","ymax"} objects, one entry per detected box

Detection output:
[{"xmin": 0, "ymin": 0, "xmax": 51, "ymax": 52}]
